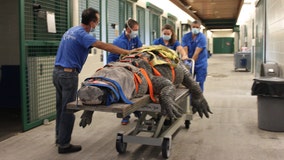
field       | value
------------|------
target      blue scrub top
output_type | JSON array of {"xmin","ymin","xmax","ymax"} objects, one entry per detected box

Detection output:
[
  {"xmin": 55, "ymin": 26, "xmax": 97, "ymax": 73},
  {"xmin": 107, "ymin": 31, "xmax": 143, "ymax": 63},
  {"xmin": 152, "ymin": 37, "xmax": 181, "ymax": 51},
  {"xmin": 182, "ymin": 32, "xmax": 208, "ymax": 68}
]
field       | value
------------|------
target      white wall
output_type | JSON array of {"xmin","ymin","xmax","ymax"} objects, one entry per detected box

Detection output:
[
  {"xmin": 205, "ymin": 30, "xmax": 213, "ymax": 53},
  {"xmin": 266, "ymin": 0, "xmax": 284, "ymax": 76},
  {"xmin": 212, "ymin": 31, "xmax": 235, "ymax": 37}
]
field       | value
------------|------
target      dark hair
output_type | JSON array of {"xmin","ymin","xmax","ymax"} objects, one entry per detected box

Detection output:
[
  {"xmin": 192, "ymin": 20, "xmax": 201, "ymax": 26},
  {"xmin": 81, "ymin": 8, "xmax": 99, "ymax": 25},
  {"xmin": 162, "ymin": 24, "xmax": 176, "ymax": 45},
  {"xmin": 124, "ymin": 18, "xmax": 139, "ymax": 29}
]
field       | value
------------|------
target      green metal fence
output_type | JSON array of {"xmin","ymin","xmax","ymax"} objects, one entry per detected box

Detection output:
[{"xmin": 20, "ymin": 0, "xmax": 70, "ymax": 131}]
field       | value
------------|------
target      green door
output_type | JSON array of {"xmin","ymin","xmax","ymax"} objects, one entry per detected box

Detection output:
[
  {"xmin": 20, "ymin": 0, "xmax": 70, "ymax": 131},
  {"xmin": 213, "ymin": 38, "xmax": 234, "ymax": 54}
]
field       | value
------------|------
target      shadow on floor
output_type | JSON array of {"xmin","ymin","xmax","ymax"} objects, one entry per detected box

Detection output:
[{"xmin": 0, "ymin": 108, "xmax": 22, "ymax": 142}]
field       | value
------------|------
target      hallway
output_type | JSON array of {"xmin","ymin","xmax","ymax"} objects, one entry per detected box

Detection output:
[{"xmin": 0, "ymin": 54, "xmax": 284, "ymax": 160}]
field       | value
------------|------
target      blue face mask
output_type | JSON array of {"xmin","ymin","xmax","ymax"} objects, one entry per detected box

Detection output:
[
  {"xmin": 192, "ymin": 28, "xmax": 200, "ymax": 35},
  {"xmin": 162, "ymin": 34, "xmax": 171, "ymax": 41}
]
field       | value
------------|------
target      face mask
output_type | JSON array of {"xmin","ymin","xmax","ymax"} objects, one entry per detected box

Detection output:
[
  {"xmin": 192, "ymin": 28, "xmax": 200, "ymax": 35},
  {"xmin": 90, "ymin": 27, "xmax": 95, "ymax": 32},
  {"xmin": 162, "ymin": 34, "xmax": 171, "ymax": 41},
  {"xmin": 130, "ymin": 29, "xmax": 138, "ymax": 39}
]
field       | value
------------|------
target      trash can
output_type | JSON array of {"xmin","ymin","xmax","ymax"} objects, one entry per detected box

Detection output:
[
  {"xmin": 260, "ymin": 62, "xmax": 280, "ymax": 77},
  {"xmin": 234, "ymin": 52, "xmax": 251, "ymax": 71},
  {"xmin": 251, "ymin": 77, "xmax": 284, "ymax": 131}
]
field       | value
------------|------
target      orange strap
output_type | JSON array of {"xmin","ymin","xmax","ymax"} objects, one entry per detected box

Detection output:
[
  {"xmin": 133, "ymin": 73, "xmax": 142, "ymax": 93},
  {"xmin": 153, "ymin": 65, "xmax": 175, "ymax": 83},
  {"xmin": 139, "ymin": 68, "xmax": 157, "ymax": 103},
  {"xmin": 151, "ymin": 66, "xmax": 162, "ymax": 76}
]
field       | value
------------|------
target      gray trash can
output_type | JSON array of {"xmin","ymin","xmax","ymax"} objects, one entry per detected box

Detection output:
[
  {"xmin": 252, "ymin": 77, "xmax": 284, "ymax": 131},
  {"xmin": 260, "ymin": 62, "xmax": 280, "ymax": 77}
]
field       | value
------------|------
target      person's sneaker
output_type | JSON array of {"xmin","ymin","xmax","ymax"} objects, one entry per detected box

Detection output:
[
  {"xmin": 134, "ymin": 112, "xmax": 141, "ymax": 119},
  {"xmin": 58, "ymin": 144, "xmax": 82, "ymax": 154},
  {"xmin": 121, "ymin": 117, "xmax": 130, "ymax": 125}
]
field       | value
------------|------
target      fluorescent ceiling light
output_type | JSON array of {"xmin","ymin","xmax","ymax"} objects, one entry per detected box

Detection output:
[
  {"xmin": 210, "ymin": 29, "xmax": 233, "ymax": 32},
  {"xmin": 237, "ymin": 0, "xmax": 256, "ymax": 25}
]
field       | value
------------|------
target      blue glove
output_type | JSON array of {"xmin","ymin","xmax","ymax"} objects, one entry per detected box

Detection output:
[{"xmin": 183, "ymin": 60, "xmax": 192, "ymax": 69}]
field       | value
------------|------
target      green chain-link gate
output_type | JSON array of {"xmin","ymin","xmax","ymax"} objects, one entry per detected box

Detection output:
[{"xmin": 19, "ymin": 0, "xmax": 70, "ymax": 131}]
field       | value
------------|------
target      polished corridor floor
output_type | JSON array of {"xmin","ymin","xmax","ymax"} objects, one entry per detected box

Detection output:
[{"xmin": 1, "ymin": 54, "xmax": 284, "ymax": 160}]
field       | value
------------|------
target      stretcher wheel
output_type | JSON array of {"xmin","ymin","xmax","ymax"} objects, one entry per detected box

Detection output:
[
  {"xmin": 185, "ymin": 120, "xmax": 191, "ymax": 129},
  {"xmin": 116, "ymin": 133, "xmax": 127, "ymax": 154},
  {"xmin": 161, "ymin": 137, "xmax": 171, "ymax": 158}
]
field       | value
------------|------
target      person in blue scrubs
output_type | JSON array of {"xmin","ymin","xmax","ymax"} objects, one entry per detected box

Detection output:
[
  {"xmin": 182, "ymin": 20, "xmax": 208, "ymax": 91},
  {"xmin": 53, "ymin": 8, "xmax": 136, "ymax": 154},
  {"xmin": 152, "ymin": 24, "xmax": 188, "ymax": 60},
  {"xmin": 107, "ymin": 19, "xmax": 143, "ymax": 125},
  {"xmin": 107, "ymin": 19, "xmax": 143, "ymax": 63}
]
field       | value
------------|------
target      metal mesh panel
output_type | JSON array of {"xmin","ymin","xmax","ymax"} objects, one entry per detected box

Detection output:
[
  {"xmin": 79, "ymin": 0, "xmax": 101, "ymax": 40},
  {"xmin": 79, "ymin": 0, "xmax": 87, "ymax": 20},
  {"xmin": 108, "ymin": 0, "xmax": 119, "ymax": 43},
  {"xmin": 119, "ymin": 0, "xmax": 126, "ymax": 33},
  {"xmin": 137, "ymin": 6, "xmax": 145, "ymax": 43},
  {"xmin": 118, "ymin": 0, "xmax": 133, "ymax": 33},
  {"xmin": 22, "ymin": 0, "xmax": 69, "ymax": 130},
  {"xmin": 162, "ymin": 17, "xmax": 167, "ymax": 27},
  {"xmin": 89, "ymin": 0, "xmax": 101, "ymax": 40},
  {"xmin": 24, "ymin": 0, "xmax": 68, "ymax": 41},
  {"xmin": 126, "ymin": 1, "xmax": 133, "ymax": 19},
  {"xmin": 150, "ymin": 13, "xmax": 160, "ymax": 43},
  {"xmin": 27, "ymin": 56, "xmax": 56, "ymax": 121}
]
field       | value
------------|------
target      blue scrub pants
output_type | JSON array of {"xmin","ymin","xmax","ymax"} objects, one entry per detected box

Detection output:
[{"xmin": 194, "ymin": 66, "xmax": 207, "ymax": 92}]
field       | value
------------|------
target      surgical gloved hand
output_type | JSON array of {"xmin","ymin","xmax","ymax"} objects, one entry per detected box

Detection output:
[
  {"xmin": 79, "ymin": 111, "xmax": 94, "ymax": 128},
  {"xmin": 183, "ymin": 60, "xmax": 192, "ymax": 70}
]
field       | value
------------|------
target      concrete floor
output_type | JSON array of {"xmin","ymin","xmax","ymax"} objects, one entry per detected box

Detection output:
[{"xmin": 1, "ymin": 54, "xmax": 284, "ymax": 160}]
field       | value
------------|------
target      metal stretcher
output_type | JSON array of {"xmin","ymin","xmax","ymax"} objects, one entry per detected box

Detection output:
[
  {"xmin": 67, "ymin": 59, "xmax": 195, "ymax": 159},
  {"xmin": 67, "ymin": 87, "xmax": 191, "ymax": 158}
]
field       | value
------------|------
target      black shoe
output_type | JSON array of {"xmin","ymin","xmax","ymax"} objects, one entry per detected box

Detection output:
[
  {"xmin": 58, "ymin": 144, "xmax": 82, "ymax": 154},
  {"xmin": 134, "ymin": 112, "xmax": 141, "ymax": 118},
  {"xmin": 164, "ymin": 118, "xmax": 172, "ymax": 126}
]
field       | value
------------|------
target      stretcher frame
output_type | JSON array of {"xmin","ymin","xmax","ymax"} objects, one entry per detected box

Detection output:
[
  {"xmin": 67, "ymin": 87, "xmax": 192, "ymax": 158},
  {"xmin": 67, "ymin": 59, "xmax": 195, "ymax": 158}
]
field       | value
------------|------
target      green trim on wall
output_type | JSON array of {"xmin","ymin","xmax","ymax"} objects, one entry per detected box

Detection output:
[
  {"xmin": 19, "ymin": 0, "xmax": 28, "ymax": 131},
  {"xmin": 146, "ymin": 2, "xmax": 163, "ymax": 15},
  {"xmin": 167, "ymin": 13, "xmax": 177, "ymax": 21}
]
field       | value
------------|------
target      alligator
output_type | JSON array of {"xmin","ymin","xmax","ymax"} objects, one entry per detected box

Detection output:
[{"xmin": 77, "ymin": 45, "xmax": 212, "ymax": 128}]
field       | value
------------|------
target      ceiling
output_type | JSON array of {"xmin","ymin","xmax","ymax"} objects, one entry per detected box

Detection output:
[{"xmin": 170, "ymin": 0, "xmax": 244, "ymax": 30}]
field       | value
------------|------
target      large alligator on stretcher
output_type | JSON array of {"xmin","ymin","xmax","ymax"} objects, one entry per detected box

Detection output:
[{"xmin": 78, "ymin": 45, "xmax": 212, "ymax": 128}]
